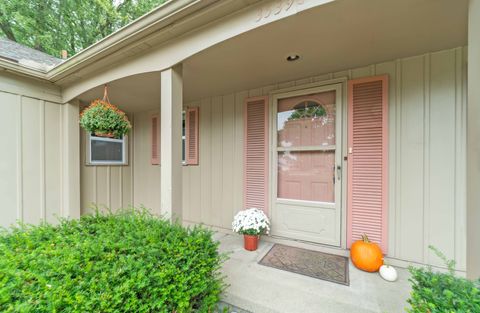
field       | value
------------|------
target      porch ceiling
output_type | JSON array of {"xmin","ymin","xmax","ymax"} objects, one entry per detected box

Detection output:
[
  {"xmin": 77, "ymin": 0, "xmax": 467, "ymax": 111},
  {"xmin": 183, "ymin": 0, "xmax": 467, "ymax": 102},
  {"xmin": 77, "ymin": 72, "xmax": 160, "ymax": 111}
]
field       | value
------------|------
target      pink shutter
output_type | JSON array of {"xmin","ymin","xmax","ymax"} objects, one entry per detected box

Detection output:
[
  {"xmin": 151, "ymin": 114, "xmax": 160, "ymax": 165},
  {"xmin": 347, "ymin": 75, "xmax": 388, "ymax": 253},
  {"xmin": 185, "ymin": 107, "xmax": 199, "ymax": 165},
  {"xmin": 243, "ymin": 96, "xmax": 268, "ymax": 213}
]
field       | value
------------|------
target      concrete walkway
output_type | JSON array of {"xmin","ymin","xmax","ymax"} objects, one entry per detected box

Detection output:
[{"xmin": 215, "ymin": 233, "xmax": 411, "ymax": 313}]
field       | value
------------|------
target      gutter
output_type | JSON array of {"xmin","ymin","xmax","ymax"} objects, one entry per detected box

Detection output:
[{"xmin": 0, "ymin": 59, "xmax": 48, "ymax": 80}]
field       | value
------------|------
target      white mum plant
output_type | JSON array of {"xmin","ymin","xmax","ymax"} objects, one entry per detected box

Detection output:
[{"xmin": 232, "ymin": 208, "xmax": 270, "ymax": 236}]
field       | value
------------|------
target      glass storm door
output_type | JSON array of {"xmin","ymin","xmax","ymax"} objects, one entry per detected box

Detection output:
[{"xmin": 271, "ymin": 85, "xmax": 342, "ymax": 246}]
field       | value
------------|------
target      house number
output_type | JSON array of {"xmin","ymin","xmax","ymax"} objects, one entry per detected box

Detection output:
[{"xmin": 256, "ymin": 0, "xmax": 305, "ymax": 22}]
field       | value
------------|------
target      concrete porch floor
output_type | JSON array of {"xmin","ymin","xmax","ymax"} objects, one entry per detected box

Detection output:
[{"xmin": 214, "ymin": 233, "xmax": 412, "ymax": 313}]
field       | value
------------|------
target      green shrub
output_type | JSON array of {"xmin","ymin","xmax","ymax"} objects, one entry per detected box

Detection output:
[
  {"xmin": 0, "ymin": 208, "xmax": 225, "ymax": 313},
  {"xmin": 407, "ymin": 246, "xmax": 480, "ymax": 313}
]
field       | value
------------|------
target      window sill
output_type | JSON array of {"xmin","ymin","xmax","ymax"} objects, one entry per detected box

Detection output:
[{"xmin": 85, "ymin": 163, "xmax": 129, "ymax": 166}]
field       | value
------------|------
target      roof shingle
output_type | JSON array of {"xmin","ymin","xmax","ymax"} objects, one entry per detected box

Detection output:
[{"xmin": 0, "ymin": 38, "xmax": 63, "ymax": 71}]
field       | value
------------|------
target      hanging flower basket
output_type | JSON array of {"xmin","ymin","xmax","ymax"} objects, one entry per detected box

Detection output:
[{"xmin": 79, "ymin": 86, "xmax": 131, "ymax": 139}]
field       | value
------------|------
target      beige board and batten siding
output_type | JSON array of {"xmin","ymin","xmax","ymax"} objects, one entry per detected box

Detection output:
[
  {"xmin": 78, "ymin": 47, "xmax": 467, "ymax": 271},
  {"xmin": 0, "ymin": 72, "xmax": 78, "ymax": 227},
  {"xmin": 80, "ymin": 110, "xmax": 161, "ymax": 216},
  {"xmin": 182, "ymin": 47, "xmax": 467, "ymax": 271}
]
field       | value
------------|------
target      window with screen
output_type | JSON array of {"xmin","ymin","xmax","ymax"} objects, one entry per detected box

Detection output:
[{"xmin": 87, "ymin": 134, "xmax": 128, "ymax": 165}]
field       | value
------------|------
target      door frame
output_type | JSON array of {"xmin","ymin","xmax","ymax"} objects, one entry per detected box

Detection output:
[{"xmin": 268, "ymin": 78, "xmax": 348, "ymax": 248}]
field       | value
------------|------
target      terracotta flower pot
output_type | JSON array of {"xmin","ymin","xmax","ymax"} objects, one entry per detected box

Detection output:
[
  {"xmin": 94, "ymin": 131, "xmax": 115, "ymax": 138},
  {"xmin": 243, "ymin": 234, "xmax": 259, "ymax": 251}
]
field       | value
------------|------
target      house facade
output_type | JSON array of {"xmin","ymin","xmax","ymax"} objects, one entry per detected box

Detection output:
[{"xmin": 0, "ymin": 0, "xmax": 478, "ymax": 279}]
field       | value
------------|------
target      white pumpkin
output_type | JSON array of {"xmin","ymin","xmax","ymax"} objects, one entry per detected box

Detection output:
[{"xmin": 379, "ymin": 264, "xmax": 398, "ymax": 282}]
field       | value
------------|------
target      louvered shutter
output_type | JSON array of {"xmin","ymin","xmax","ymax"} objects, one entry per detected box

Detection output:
[
  {"xmin": 243, "ymin": 96, "xmax": 268, "ymax": 212},
  {"xmin": 185, "ymin": 107, "xmax": 199, "ymax": 165},
  {"xmin": 347, "ymin": 75, "xmax": 388, "ymax": 253},
  {"xmin": 151, "ymin": 114, "xmax": 160, "ymax": 165}
]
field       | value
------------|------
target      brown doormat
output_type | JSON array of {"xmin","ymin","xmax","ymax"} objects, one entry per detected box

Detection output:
[{"xmin": 259, "ymin": 244, "xmax": 349, "ymax": 286}]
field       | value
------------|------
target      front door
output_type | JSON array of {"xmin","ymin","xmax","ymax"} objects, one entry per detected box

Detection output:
[{"xmin": 271, "ymin": 84, "xmax": 342, "ymax": 246}]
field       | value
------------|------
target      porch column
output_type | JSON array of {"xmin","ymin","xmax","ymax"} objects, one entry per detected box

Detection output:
[
  {"xmin": 467, "ymin": 0, "xmax": 480, "ymax": 279},
  {"xmin": 160, "ymin": 64, "xmax": 183, "ymax": 221},
  {"xmin": 62, "ymin": 101, "xmax": 80, "ymax": 219}
]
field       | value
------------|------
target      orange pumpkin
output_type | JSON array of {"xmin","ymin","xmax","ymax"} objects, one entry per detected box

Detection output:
[{"xmin": 350, "ymin": 234, "xmax": 384, "ymax": 272}]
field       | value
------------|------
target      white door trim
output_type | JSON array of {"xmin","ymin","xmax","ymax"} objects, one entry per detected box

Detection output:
[{"xmin": 268, "ymin": 80, "xmax": 346, "ymax": 247}]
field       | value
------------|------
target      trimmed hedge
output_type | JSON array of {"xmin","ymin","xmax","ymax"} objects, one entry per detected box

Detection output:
[
  {"xmin": 407, "ymin": 246, "xmax": 480, "ymax": 313},
  {"xmin": 0, "ymin": 209, "xmax": 225, "ymax": 312}
]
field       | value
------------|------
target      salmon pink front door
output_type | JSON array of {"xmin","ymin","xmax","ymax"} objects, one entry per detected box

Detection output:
[{"xmin": 271, "ymin": 84, "xmax": 343, "ymax": 246}]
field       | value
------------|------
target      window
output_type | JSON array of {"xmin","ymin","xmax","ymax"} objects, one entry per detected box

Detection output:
[
  {"xmin": 182, "ymin": 111, "xmax": 186, "ymax": 164},
  {"xmin": 151, "ymin": 114, "xmax": 160, "ymax": 165},
  {"xmin": 151, "ymin": 107, "xmax": 198, "ymax": 166},
  {"xmin": 277, "ymin": 91, "xmax": 336, "ymax": 203},
  {"xmin": 183, "ymin": 107, "xmax": 199, "ymax": 165},
  {"xmin": 87, "ymin": 134, "xmax": 128, "ymax": 165}
]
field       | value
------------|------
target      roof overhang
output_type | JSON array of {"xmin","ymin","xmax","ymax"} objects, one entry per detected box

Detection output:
[
  {"xmin": 2, "ymin": 0, "xmax": 336, "ymax": 101},
  {"xmin": 76, "ymin": 0, "xmax": 468, "ymax": 111},
  {"xmin": 46, "ymin": 0, "xmax": 227, "ymax": 82},
  {"xmin": 2, "ymin": 0, "xmax": 467, "ymax": 105},
  {"xmin": 0, "ymin": 0, "xmax": 261, "ymax": 82},
  {"xmin": 59, "ymin": 0, "xmax": 335, "ymax": 102},
  {"xmin": 0, "ymin": 58, "xmax": 49, "ymax": 80}
]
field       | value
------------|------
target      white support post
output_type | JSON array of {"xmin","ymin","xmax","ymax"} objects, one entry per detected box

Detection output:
[
  {"xmin": 62, "ymin": 101, "xmax": 81, "ymax": 219},
  {"xmin": 160, "ymin": 64, "xmax": 183, "ymax": 221},
  {"xmin": 467, "ymin": 0, "xmax": 480, "ymax": 279}
]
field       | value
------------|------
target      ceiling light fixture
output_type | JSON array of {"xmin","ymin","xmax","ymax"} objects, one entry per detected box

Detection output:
[{"xmin": 286, "ymin": 54, "xmax": 300, "ymax": 62}]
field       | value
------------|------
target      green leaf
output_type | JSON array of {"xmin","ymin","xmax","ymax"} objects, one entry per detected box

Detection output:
[
  {"xmin": 0, "ymin": 0, "xmax": 169, "ymax": 57},
  {"xmin": 406, "ymin": 246, "xmax": 480, "ymax": 312},
  {"xmin": 0, "ymin": 207, "xmax": 226, "ymax": 312}
]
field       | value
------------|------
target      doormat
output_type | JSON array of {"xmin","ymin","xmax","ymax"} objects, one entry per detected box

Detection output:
[{"xmin": 259, "ymin": 244, "xmax": 349, "ymax": 286}]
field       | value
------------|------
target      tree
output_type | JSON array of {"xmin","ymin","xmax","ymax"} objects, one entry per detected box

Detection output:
[
  {"xmin": 0, "ymin": 0, "xmax": 167, "ymax": 58},
  {"xmin": 287, "ymin": 103, "xmax": 327, "ymax": 121}
]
